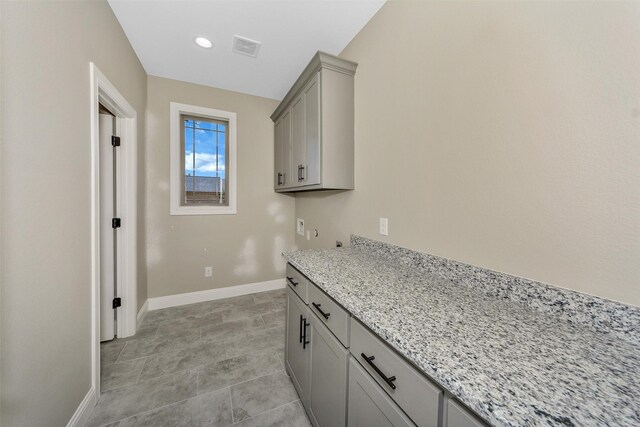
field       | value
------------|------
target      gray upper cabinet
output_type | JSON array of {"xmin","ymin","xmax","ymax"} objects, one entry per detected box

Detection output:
[{"xmin": 271, "ymin": 51, "xmax": 357, "ymax": 192}]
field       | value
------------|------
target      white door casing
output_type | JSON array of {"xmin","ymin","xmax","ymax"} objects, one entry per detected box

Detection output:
[{"xmin": 90, "ymin": 62, "xmax": 137, "ymax": 399}]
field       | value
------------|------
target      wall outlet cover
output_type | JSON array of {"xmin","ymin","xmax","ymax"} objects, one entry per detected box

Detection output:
[
  {"xmin": 296, "ymin": 218, "xmax": 305, "ymax": 236},
  {"xmin": 379, "ymin": 217, "xmax": 388, "ymax": 236}
]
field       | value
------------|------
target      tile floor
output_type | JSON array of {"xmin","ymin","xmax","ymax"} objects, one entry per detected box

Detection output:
[{"xmin": 87, "ymin": 289, "xmax": 311, "ymax": 427}]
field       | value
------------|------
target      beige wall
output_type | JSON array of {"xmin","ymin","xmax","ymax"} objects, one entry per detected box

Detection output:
[
  {"xmin": 0, "ymin": 1, "xmax": 147, "ymax": 426},
  {"xmin": 296, "ymin": 1, "xmax": 640, "ymax": 307},
  {"xmin": 146, "ymin": 76, "xmax": 295, "ymax": 298}
]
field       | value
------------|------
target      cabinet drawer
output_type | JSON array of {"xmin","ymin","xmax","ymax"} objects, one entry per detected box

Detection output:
[
  {"xmin": 308, "ymin": 282, "xmax": 350, "ymax": 347},
  {"xmin": 446, "ymin": 399, "xmax": 487, "ymax": 427},
  {"xmin": 286, "ymin": 264, "xmax": 309, "ymax": 303},
  {"xmin": 350, "ymin": 320, "xmax": 442, "ymax": 427},
  {"xmin": 349, "ymin": 358, "xmax": 416, "ymax": 427}
]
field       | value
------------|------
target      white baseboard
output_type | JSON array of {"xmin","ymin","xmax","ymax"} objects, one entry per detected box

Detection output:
[
  {"xmin": 147, "ymin": 279, "xmax": 285, "ymax": 311},
  {"xmin": 67, "ymin": 387, "xmax": 96, "ymax": 427},
  {"xmin": 137, "ymin": 299, "xmax": 149, "ymax": 324}
]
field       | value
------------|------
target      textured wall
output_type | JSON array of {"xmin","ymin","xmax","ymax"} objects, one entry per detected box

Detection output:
[
  {"xmin": 0, "ymin": 1, "xmax": 147, "ymax": 425},
  {"xmin": 146, "ymin": 76, "xmax": 295, "ymax": 298},
  {"xmin": 295, "ymin": 1, "xmax": 640, "ymax": 307}
]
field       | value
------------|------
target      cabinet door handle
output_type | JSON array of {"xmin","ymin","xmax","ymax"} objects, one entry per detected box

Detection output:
[
  {"xmin": 361, "ymin": 353, "xmax": 397, "ymax": 389},
  {"xmin": 302, "ymin": 317, "xmax": 310, "ymax": 349},
  {"xmin": 300, "ymin": 165, "xmax": 306, "ymax": 181},
  {"xmin": 287, "ymin": 276, "xmax": 298, "ymax": 287},
  {"xmin": 299, "ymin": 314, "xmax": 304, "ymax": 343},
  {"xmin": 297, "ymin": 165, "xmax": 302, "ymax": 181},
  {"xmin": 311, "ymin": 302, "xmax": 330, "ymax": 320},
  {"xmin": 277, "ymin": 172, "xmax": 283, "ymax": 186}
]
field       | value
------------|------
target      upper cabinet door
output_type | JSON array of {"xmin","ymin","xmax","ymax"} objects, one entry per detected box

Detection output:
[
  {"xmin": 279, "ymin": 111, "xmax": 291, "ymax": 188},
  {"xmin": 274, "ymin": 117, "xmax": 284, "ymax": 189},
  {"xmin": 290, "ymin": 95, "xmax": 305, "ymax": 188},
  {"xmin": 304, "ymin": 73, "xmax": 321, "ymax": 186}
]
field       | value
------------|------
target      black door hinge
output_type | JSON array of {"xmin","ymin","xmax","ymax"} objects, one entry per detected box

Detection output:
[
  {"xmin": 111, "ymin": 136, "xmax": 121, "ymax": 147},
  {"xmin": 112, "ymin": 297, "xmax": 122, "ymax": 309},
  {"xmin": 112, "ymin": 218, "xmax": 121, "ymax": 229}
]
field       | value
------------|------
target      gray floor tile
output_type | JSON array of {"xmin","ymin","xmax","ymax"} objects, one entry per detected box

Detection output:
[
  {"xmin": 230, "ymin": 371, "xmax": 298, "ymax": 423},
  {"xmin": 138, "ymin": 340, "xmax": 227, "ymax": 382},
  {"xmin": 118, "ymin": 330, "xmax": 201, "ymax": 362},
  {"xmin": 261, "ymin": 310, "xmax": 285, "ymax": 328},
  {"xmin": 101, "ymin": 340, "xmax": 127, "ymax": 366},
  {"xmin": 87, "ymin": 369, "xmax": 198, "ymax": 427},
  {"xmin": 98, "ymin": 293, "xmax": 310, "ymax": 426},
  {"xmin": 155, "ymin": 311, "xmax": 223, "ymax": 338},
  {"xmin": 142, "ymin": 304, "xmax": 203, "ymax": 326},
  {"xmin": 222, "ymin": 302, "xmax": 276, "ymax": 322},
  {"xmin": 129, "ymin": 324, "xmax": 160, "ymax": 340},
  {"xmin": 201, "ymin": 316, "xmax": 265, "ymax": 343},
  {"xmin": 202, "ymin": 295, "xmax": 255, "ymax": 314},
  {"xmin": 101, "ymin": 358, "xmax": 146, "ymax": 392},
  {"xmin": 225, "ymin": 325, "xmax": 285, "ymax": 358},
  {"xmin": 252, "ymin": 289, "xmax": 286, "ymax": 304},
  {"xmin": 114, "ymin": 388, "xmax": 233, "ymax": 427},
  {"xmin": 197, "ymin": 350, "xmax": 282, "ymax": 395},
  {"xmin": 272, "ymin": 300, "xmax": 286, "ymax": 311},
  {"xmin": 231, "ymin": 400, "xmax": 310, "ymax": 427}
]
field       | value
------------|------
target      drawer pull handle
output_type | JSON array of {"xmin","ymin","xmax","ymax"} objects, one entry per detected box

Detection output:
[
  {"xmin": 299, "ymin": 314, "xmax": 304, "ymax": 344},
  {"xmin": 286, "ymin": 276, "xmax": 298, "ymax": 287},
  {"xmin": 312, "ymin": 302, "xmax": 330, "ymax": 320},
  {"xmin": 302, "ymin": 317, "xmax": 310, "ymax": 349},
  {"xmin": 361, "ymin": 353, "xmax": 397, "ymax": 390}
]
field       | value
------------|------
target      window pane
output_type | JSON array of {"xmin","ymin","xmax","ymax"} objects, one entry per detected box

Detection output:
[
  {"xmin": 195, "ymin": 120, "xmax": 216, "ymax": 131},
  {"xmin": 182, "ymin": 115, "xmax": 228, "ymax": 207}
]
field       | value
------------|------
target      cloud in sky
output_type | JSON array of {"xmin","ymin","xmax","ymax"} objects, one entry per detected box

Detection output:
[{"xmin": 185, "ymin": 151, "xmax": 225, "ymax": 176}]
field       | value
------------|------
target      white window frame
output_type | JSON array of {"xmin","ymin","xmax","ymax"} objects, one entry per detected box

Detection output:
[{"xmin": 170, "ymin": 102, "xmax": 237, "ymax": 215}]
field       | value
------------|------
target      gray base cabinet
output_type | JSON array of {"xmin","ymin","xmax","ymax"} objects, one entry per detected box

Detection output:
[
  {"xmin": 286, "ymin": 286, "xmax": 310, "ymax": 404},
  {"xmin": 286, "ymin": 274, "xmax": 350, "ymax": 427},
  {"xmin": 348, "ymin": 359, "xmax": 416, "ymax": 427},
  {"xmin": 307, "ymin": 312, "xmax": 349, "ymax": 427},
  {"xmin": 285, "ymin": 263, "xmax": 488, "ymax": 427},
  {"xmin": 446, "ymin": 399, "xmax": 487, "ymax": 427}
]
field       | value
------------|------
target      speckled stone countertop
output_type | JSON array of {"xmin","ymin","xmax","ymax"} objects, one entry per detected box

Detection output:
[{"xmin": 283, "ymin": 236, "xmax": 640, "ymax": 427}]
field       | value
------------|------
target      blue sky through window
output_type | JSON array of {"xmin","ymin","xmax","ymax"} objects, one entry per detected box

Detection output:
[{"xmin": 184, "ymin": 119, "xmax": 226, "ymax": 179}]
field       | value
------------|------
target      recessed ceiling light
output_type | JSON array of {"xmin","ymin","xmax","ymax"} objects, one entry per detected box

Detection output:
[{"xmin": 195, "ymin": 37, "xmax": 213, "ymax": 49}]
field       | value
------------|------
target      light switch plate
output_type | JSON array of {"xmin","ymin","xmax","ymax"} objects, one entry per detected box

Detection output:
[
  {"xmin": 379, "ymin": 217, "xmax": 388, "ymax": 236},
  {"xmin": 297, "ymin": 218, "xmax": 305, "ymax": 236}
]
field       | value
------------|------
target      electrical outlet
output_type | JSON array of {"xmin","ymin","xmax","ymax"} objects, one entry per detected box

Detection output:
[
  {"xmin": 379, "ymin": 218, "xmax": 388, "ymax": 236},
  {"xmin": 205, "ymin": 266, "xmax": 213, "ymax": 277},
  {"xmin": 296, "ymin": 218, "xmax": 305, "ymax": 236}
]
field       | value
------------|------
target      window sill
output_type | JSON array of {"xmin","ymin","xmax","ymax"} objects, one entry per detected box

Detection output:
[{"xmin": 170, "ymin": 205, "xmax": 237, "ymax": 216}]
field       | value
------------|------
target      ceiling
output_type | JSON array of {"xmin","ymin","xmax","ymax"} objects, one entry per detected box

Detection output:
[{"xmin": 108, "ymin": 0, "xmax": 385, "ymax": 100}]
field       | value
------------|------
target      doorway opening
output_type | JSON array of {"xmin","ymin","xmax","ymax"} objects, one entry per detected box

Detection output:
[{"xmin": 90, "ymin": 62, "xmax": 138, "ymax": 398}]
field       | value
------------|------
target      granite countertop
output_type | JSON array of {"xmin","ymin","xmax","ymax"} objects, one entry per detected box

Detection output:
[{"xmin": 283, "ymin": 239, "xmax": 640, "ymax": 427}]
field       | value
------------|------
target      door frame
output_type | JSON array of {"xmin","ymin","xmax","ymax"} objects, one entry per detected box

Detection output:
[{"xmin": 90, "ymin": 62, "xmax": 138, "ymax": 396}]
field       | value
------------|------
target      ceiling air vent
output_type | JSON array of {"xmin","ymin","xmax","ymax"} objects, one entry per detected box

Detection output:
[{"xmin": 232, "ymin": 35, "xmax": 261, "ymax": 58}]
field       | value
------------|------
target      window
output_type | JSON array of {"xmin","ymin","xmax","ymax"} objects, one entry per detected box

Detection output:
[{"xmin": 170, "ymin": 103, "xmax": 237, "ymax": 215}]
